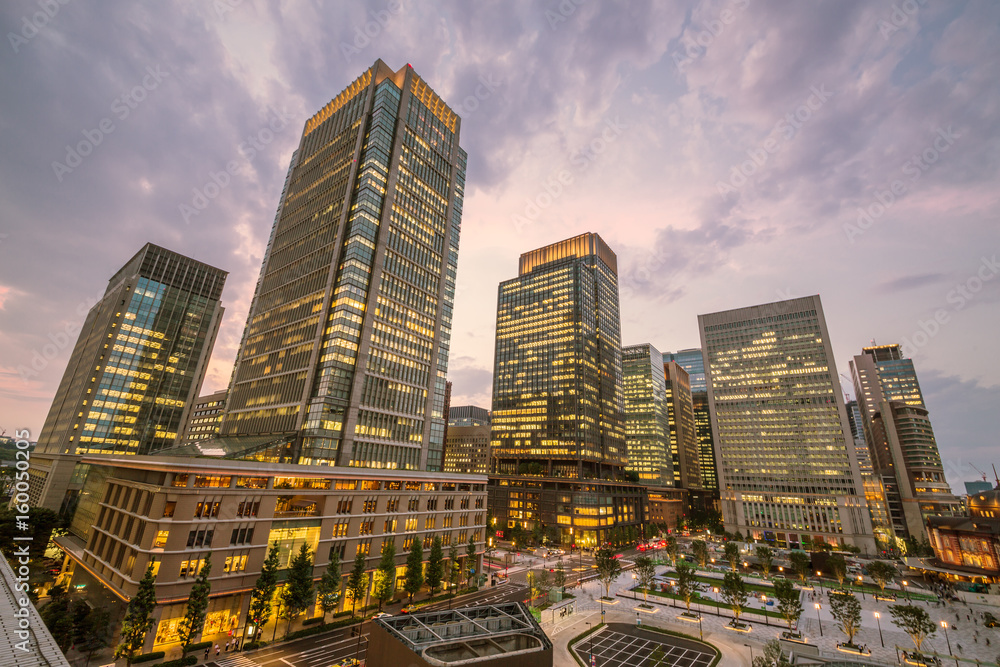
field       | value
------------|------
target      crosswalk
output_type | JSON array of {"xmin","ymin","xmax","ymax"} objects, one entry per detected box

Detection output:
[{"xmin": 214, "ymin": 655, "xmax": 261, "ymax": 667}]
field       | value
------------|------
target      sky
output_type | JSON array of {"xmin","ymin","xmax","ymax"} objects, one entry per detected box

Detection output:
[{"xmin": 0, "ymin": 1, "xmax": 997, "ymax": 489}]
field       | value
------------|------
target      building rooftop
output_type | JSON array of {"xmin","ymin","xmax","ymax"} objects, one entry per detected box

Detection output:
[{"xmin": 0, "ymin": 556, "xmax": 71, "ymax": 667}]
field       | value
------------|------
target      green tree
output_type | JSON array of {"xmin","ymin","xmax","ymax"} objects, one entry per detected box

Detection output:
[
  {"xmin": 675, "ymin": 562, "xmax": 704, "ymax": 614},
  {"xmin": 866, "ymin": 561, "xmax": 898, "ymax": 592},
  {"xmin": 404, "ymin": 541, "xmax": 424, "ymax": 604},
  {"xmin": 466, "ymin": 536, "xmax": 477, "ymax": 585},
  {"xmin": 664, "ymin": 536, "xmax": 678, "ymax": 565},
  {"xmin": 40, "ymin": 588, "xmax": 73, "ymax": 651},
  {"xmin": 724, "ymin": 542, "xmax": 740, "ymax": 570},
  {"xmin": 281, "ymin": 544, "xmax": 315, "ymax": 633},
  {"xmin": 789, "ymin": 551, "xmax": 810, "ymax": 585},
  {"xmin": 752, "ymin": 639, "xmax": 791, "ymax": 667},
  {"xmin": 374, "ymin": 540, "xmax": 396, "ymax": 610},
  {"xmin": 114, "ymin": 563, "xmax": 157, "ymax": 664},
  {"xmin": 595, "ymin": 547, "xmax": 622, "ymax": 599},
  {"xmin": 75, "ymin": 606, "xmax": 112, "ymax": 664},
  {"xmin": 538, "ymin": 568, "xmax": 551, "ymax": 597},
  {"xmin": 426, "ymin": 536, "xmax": 444, "ymax": 595},
  {"xmin": 447, "ymin": 543, "xmax": 460, "ymax": 591},
  {"xmin": 316, "ymin": 551, "xmax": 342, "ymax": 621},
  {"xmin": 773, "ymin": 578, "xmax": 802, "ymax": 632},
  {"xmin": 692, "ymin": 540, "xmax": 709, "ymax": 568},
  {"xmin": 826, "ymin": 554, "xmax": 847, "ymax": 587},
  {"xmin": 247, "ymin": 542, "xmax": 280, "ymax": 638},
  {"xmin": 755, "ymin": 546, "xmax": 774, "ymax": 579},
  {"xmin": 889, "ymin": 604, "xmax": 936, "ymax": 654},
  {"xmin": 829, "ymin": 590, "xmax": 862, "ymax": 646},
  {"xmin": 178, "ymin": 555, "xmax": 212, "ymax": 651},
  {"xmin": 721, "ymin": 570, "xmax": 748, "ymax": 625},
  {"xmin": 634, "ymin": 555, "xmax": 656, "ymax": 605},
  {"xmin": 554, "ymin": 561, "xmax": 567, "ymax": 590},
  {"xmin": 346, "ymin": 549, "xmax": 368, "ymax": 617},
  {"xmin": 526, "ymin": 571, "xmax": 541, "ymax": 607}
]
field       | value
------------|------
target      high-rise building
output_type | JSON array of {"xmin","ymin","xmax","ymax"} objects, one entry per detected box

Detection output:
[
  {"xmin": 845, "ymin": 399, "xmax": 872, "ymax": 473},
  {"xmin": 488, "ymin": 234, "xmax": 644, "ymax": 547},
  {"xmin": 665, "ymin": 349, "xmax": 718, "ymax": 491},
  {"xmin": 663, "ymin": 361, "xmax": 702, "ymax": 490},
  {"xmin": 622, "ymin": 344, "xmax": 673, "ymax": 487},
  {"xmin": 178, "ymin": 390, "xmax": 228, "ymax": 445},
  {"xmin": 444, "ymin": 406, "xmax": 491, "ymax": 475},
  {"xmin": 29, "ymin": 243, "xmax": 226, "ymax": 510},
  {"xmin": 448, "ymin": 405, "xmax": 491, "ymax": 427},
  {"xmin": 850, "ymin": 344, "xmax": 960, "ymax": 542},
  {"xmin": 699, "ymin": 295, "xmax": 875, "ymax": 552},
  {"xmin": 216, "ymin": 59, "xmax": 466, "ymax": 472}
]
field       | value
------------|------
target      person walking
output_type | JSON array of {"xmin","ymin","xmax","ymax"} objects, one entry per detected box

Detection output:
[
  {"xmin": 204, "ymin": 646, "xmax": 210, "ymax": 661},
  {"xmin": 215, "ymin": 643, "xmax": 220, "ymax": 657}
]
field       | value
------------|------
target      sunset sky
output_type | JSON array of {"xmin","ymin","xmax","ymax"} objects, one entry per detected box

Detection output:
[{"xmin": 1, "ymin": 0, "xmax": 997, "ymax": 487}]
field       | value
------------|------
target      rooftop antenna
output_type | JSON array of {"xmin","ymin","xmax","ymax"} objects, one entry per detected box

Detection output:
[{"xmin": 994, "ymin": 464, "xmax": 1000, "ymax": 488}]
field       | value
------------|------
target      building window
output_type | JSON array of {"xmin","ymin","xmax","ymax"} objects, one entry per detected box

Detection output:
[
  {"xmin": 363, "ymin": 497, "xmax": 377, "ymax": 513},
  {"xmin": 444, "ymin": 498, "xmax": 454, "ymax": 510},
  {"xmin": 427, "ymin": 498, "xmax": 438, "ymax": 511},
  {"xmin": 407, "ymin": 498, "xmax": 419, "ymax": 512},
  {"xmin": 187, "ymin": 529, "xmax": 214, "ymax": 548},
  {"xmin": 230, "ymin": 526, "xmax": 254, "ymax": 545},
  {"xmin": 171, "ymin": 474, "xmax": 189, "ymax": 488},
  {"xmin": 384, "ymin": 518, "xmax": 397, "ymax": 533},
  {"xmin": 333, "ymin": 520, "xmax": 350, "ymax": 538},
  {"xmin": 153, "ymin": 530, "xmax": 169, "ymax": 548},
  {"xmin": 223, "ymin": 554, "xmax": 248, "ymax": 573},
  {"xmin": 193, "ymin": 501, "xmax": 220, "ymax": 519},
  {"xmin": 360, "ymin": 520, "xmax": 374, "ymax": 536},
  {"xmin": 425, "ymin": 517, "xmax": 436, "ymax": 530},
  {"xmin": 386, "ymin": 497, "xmax": 400, "ymax": 512},
  {"xmin": 162, "ymin": 502, "xmax": 176, "ymax": 518},
  {"xmin": 404, "ymin": 518, "xmax": 417, "ymax": 532},
  {"xmin": 193, "ymin": 475, "xmax": 232, "ymax": 488},
  {"xmin": 357, "ymin": 541, "xmax": 370, "ymax": 556},
  {"xmin": 337, "ymin": 499, "xmax": 354, "ymax": 514}
]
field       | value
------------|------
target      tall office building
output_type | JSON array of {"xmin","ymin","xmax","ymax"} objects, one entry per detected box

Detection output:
[
  {"xmin": 845, "ymin": 399, "xmax": 872, "ymax": 473},
  {"xmin": 665, "ymin": 349, "xmax": 718, "ymax": 491},
  {"xmin": 444, "ymin": 405, "xmax": 491, "ymax": 475},
  {"xmin": 850, "ymin": 344, "xmax": 959, "ymax": 542},
  {"xmin": 489, "ymin": 234, "xmax": 644, "ymax": 547},
  {"xmin": 622, "ymin": 344, "xmax": 673, "ymax": 487},
  {"xmin": 663, "ymin": 361, "xmax": 703, "ymax": 490},
  {"xmin": 216, "ymin": 59, "xmax": 466, "ymax": 472},
  {"xmin": 699, "ymin": 295, "xmax": 875, "ymax": 552},
  {"xmin": 179, "ymin": 390, "xmax": 228, "ymax": 445},
  {"xmin": 29, "ymin": 243, "xmax": 226, "ymax": 510}
]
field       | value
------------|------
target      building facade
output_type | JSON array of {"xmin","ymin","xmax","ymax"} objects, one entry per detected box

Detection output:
[
  {"xmin": 927, "ymin": 489, "xmax": 999, "ymax": 584},
  {"xmin": 663, "ymin": 361, "xmax": 703, "ymax": 490},
  {"xmin": 218, "ymin": 59, "xmax": 467, "ymax": 473},
  {"xmin": 55, "ymin": 454, "xmax": 486, "ymax": 652},
  {"xmin": 645, "ymin": 487, "xmax": 687, "ymax": 532},
  {"xmin": 179, "ymin": 390, "xmax": 228, "ymax": 446},
  {"xmin": 622, "ymin": 344, "xmax": 673, "ymax": 487},
  {"xmin": 699, "ymin": 295, "xmax": 875, "ymax": 553},
  {"xmin": 665, "ymin": 349, "xmax": 718, "ymax": 491},
  {"xmin": 444, "ymin": 407, "xmax": 491, "ymax": 475},
  {"xmin": 850, "ymin": 344, "xmax": 960, "ymax": 543},
  {"xmin": 29, "ymin": 244, "xmax": 227, "ymax": 510}
]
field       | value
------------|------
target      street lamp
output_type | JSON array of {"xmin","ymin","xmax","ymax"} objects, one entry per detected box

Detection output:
[
  {"xmin": 712, "ymin": 587, "xmax": 720, "ymax": 617},
  {"xmin": 632, "ymin": 573, "xmax": 637, "ymax": 601},
  {"xmin": 585, "ymin": 621, "xmax": 593, "ymax": 667},
  {"xmin": 902, "ymin": 580, "xmax": 910, "ymax": 601},
  {"xmin": 941, "ymin": 621, "xmax": 957, "ymax": 667},
  {"xmin": 817, "ymin": 571, "xmax": 823, "ymax": 593},
  {"xmin": 761, "ymin": 595, "xmax": 769, "ymax": 626},
  {"xmin": 744, "ymin": 643, "xmax": 755, "ymax": 664},
  {"xmin": 858, "ymin": 575, "xmax": 865, "ymax": 599},
  {"xmin": 874, "ymin": 611, "xmax": 884, "ymax": 648},
  {"xmin": 814, "ymin": 603, "xmax": 823, "ymax": 637}
]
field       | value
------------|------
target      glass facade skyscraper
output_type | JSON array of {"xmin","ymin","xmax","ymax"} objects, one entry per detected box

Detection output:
[
  {"xmin": 217, "ymin": 60, "xmax": 466, "ymax": 472},
  {"xmin": 665, "ymin": 348, "xmax": 718, "ymax": 491},
  {"xmin": 622, "ymin": 344, "xmax": 672, "ymax": 487},
  {"xmin": 663, "ymin": 361, "xmax": 703, "ymax": 490},
  {"xmin": 699, "ymin": 295, "xmax": 875, "ymax": 552}
]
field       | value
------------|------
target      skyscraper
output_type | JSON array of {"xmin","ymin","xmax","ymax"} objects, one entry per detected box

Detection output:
[
  {"xmin": 217, "ymin": 60, "xmax": 466, "ymax": 472},
  {"xmin": 665, "ymin": 349, "xmax": 718, "ymax": 491},
  {"xmin": 29, "ymin": 243, "xmax": 226, "ymax": 510},
  {"xmin": 444, "ymin": 405, "xmax": 491, "ymax": 475},
  {"xmin": 850, "ymin": 344, "xmax": 959, "ymax": 542},
  {"xmin": 699, "ymin": 295, "xmax": 875, "ymax": 552},
  {"xmin": 622, "ymin": 344, "xmax": 673, "ymax": 487},
  {"xmin": 663, "ymin": 360, "xmax": 703, "ymax": 490},
  {"xmin": 488, "ymin": 233, "xmax": 644, "ymax": 548}
]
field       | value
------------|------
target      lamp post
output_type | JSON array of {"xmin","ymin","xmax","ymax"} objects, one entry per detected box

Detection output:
[
  {"xmin": 817, "ymin": 571, "xmax": 823, "ymax": 593},
  {"xmin": 698, "ymin": 609, "xmax": 704, "ymax": 641},
  {"xmin": 713, "ymin": 587, "xmax": 720, "ymax": 617},
  {"xmin": 941, "ymin": 620, "xmax": 958, "ymax": 667},
  {"xmin": 814, "ymin": 603, "xmax": 823, "ymax": 637},
  {"xmin": 585, "ymin": 621, "xmax": 593, "ymax": 667},
  {"xmin": 632, "ymin": 573, "xmax": 637, "ymax": 601},
  {"xmin": 874, "ymin": 611, "xmax": 884, "ymax": 648},
  {"xmin": 744, "ymin": 643, "xmax": 754, "ymax": 664},
  {"xmin": 761, "ymin": 595, "xmax": 769, "ymax": 626},
  {"xmin": 902, "ymin": 579, "xmax": 910, "ymax": 601}
]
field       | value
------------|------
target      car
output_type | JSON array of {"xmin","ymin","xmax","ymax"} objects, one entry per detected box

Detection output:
[
  {"xmin": 984, "ymin": 612, "xmax": 998, "ymax": 628},
  {"xmin": 400, "ymin": 604, "xmax": 419, "ymax": 614},
  {"xmin": 372, "ymin": 612, "xmax": 392, "ymax": 619},
  {"xmin": 331, "ymin": 659, "xmax": 361, "ymax": 667}
]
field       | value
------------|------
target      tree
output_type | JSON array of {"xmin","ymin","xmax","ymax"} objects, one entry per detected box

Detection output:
[
  {"xmin": 114, "ymin": 563, "xmax": 157, "ymax": 664},
  {"xmin": 692, "ymin": 540, "xmax": 709, "ymax": 568},
  {"xmin": 664, "ymin": 536, "xmax": 678, "ymax": 565},
  {"xmin": 595, "ymin": 547, "xmax": 622, "ymax": 599},
  {"xmin": 466, "ymin": 536, "xmax": 478, "ymax": 585},
  {"xmin": 773, "ymin": 578, "xmax": 802, "ymax": 632},
  {"xmin": 634, "ymin": 555, "xmax": 656, "ymax": 605},
  {"xmin": 178, "ymin": 555, "xmax": 212, "ymax": 651},
  {"xmin": 675, "ymin": 562, "xmax": 704, "ymax": 613},
  {"xmin": 526, "ymin": 571, "xmax": 541, "ymax": 607},
  {"xmin": 755, "ymin": 546, "xmax": 774, "ymax": 579},
  {"xmin": 40, "ymin": 588, "xmax": 73, "ymax": 651},
  {"xmin": 404, "ymin": 541, "xmax": 424, "ymax": 604},
  {"xmin": 554, "ymin": 561, "xmax": 567, "ymax": 590},
  {"xmin": 721, "ymin": 570, "xmax": 748, "ymax": 625},
  {"xmin": 426, "ymin": 536, "xmax": 444, "ymax": 595},
  {"xmin": 248, "ymin": 542, "xmax": 280, "ymax": 636},
  {"xmin": 447, "ymin": 543, "xmax": 460, "ymax": 591},
  {"xmin": 752, "ymin": 640, "xmax": 791, "ymax": 667},
  {"xmin": 317, "ymin": 551, "xmax": 342, "ymax": 621},
  {"xmin": 826, "ymin": 554, "xmax": 847, "ymax": 587},
  {"xmin": 345, "ymin": 549, "xmax": 367, "ymax": 618},
  {"xmin": 889, "ymin": 604, "xmax": 936, "ymax": 654},
  {"xmin": 374, "ymin": 540, "xmax": 396, "ymax": 609},
  {"xmin": 538, "ymin": 568, "xmax": 551, "ymax": 597},
  {"xmin": 281, "ymin": 544, "xmax": 315, "ymax": 633},
  {"xmin": 866, "ymin": 561, "xmax": 898, "ymax": 592},
  {"xmin": 829, "ymin": 590, "xmax": 862, "ymax": 646},
  {"xmin": 724, "ymin": 542, "xmax": 740, "ymax": 570},
  {"xmin": 789, "ymin": 552, "xmax": 810, "ymax": 585},
  {"xmin": 75, "ymin": 606, "xmax": 112, "ymax": 664}
]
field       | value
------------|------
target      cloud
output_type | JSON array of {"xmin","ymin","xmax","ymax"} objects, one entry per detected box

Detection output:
[{"xmin": 876, "ymin": 272, "xmax": 947, "ymax": 293}]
